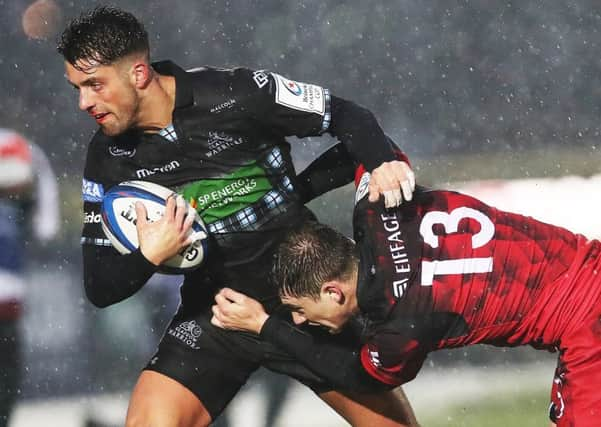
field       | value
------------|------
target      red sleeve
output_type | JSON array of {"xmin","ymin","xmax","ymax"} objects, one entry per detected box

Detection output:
[{"xmin": 359, "ymin": 338, "xmax": 426, "ymax": 386}]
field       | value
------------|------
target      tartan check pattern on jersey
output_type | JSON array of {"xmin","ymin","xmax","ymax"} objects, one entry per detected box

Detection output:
[
  {"xmin": 159, "ymin": 124, "xmax": 178, "ymax": 143},
  {"xmin": 207, "ymin": 147, "xmax": 294, "ymax": 240}
]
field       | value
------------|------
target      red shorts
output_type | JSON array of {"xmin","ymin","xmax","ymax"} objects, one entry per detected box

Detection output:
[{"xmin": 548, "ymin": 242, "xmax": 601, "ymax": 426}]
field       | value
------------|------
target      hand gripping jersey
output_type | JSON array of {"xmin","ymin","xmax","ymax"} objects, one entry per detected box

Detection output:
[
  {"xmin": 353, "ymin": 185, "xmax": 601, "ymax": 426},
  {"xmin": 81, "ymin": 61, "xmax": 395, "ymax": 308}
]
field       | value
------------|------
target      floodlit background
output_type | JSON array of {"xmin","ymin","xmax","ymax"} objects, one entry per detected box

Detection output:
[{"xmin": 2, "ymin": 0, "xmax": 601, "ymax": 425}]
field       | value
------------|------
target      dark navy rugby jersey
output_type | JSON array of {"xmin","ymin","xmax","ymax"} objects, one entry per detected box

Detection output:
[
  {"xmin": 82, "ymin": 61, "xmax": 330, "ymax": 246},
  {"xmin": 80, "ymin": 60, "xmax": 396, "ymax": 306}
]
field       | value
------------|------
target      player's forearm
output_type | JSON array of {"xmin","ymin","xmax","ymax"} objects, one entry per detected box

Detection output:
[
  {"xmin": 296, "ymin": 143, "xmax": 356, "ymax": 203},
  {"xmin": 297, "ymin": 136, "xmax": 412, "ymax": 203},
  {"xmin": 328, "ymin": 96, "xmax": 396, "ymax": 171},
  {"xmin": 259, "ymin": 316, "xmax": 393, "ymax": 393},
  {"xmin": 82, "ymin": 245, "xmax": 158, "ymax": 307}
]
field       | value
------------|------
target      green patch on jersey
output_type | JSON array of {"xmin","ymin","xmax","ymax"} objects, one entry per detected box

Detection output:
[{"xmin": 179, "ymin": 163, "xmax": 272, "ymax": 224}]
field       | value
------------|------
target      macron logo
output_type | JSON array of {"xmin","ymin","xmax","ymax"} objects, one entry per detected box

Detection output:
[{"xmin": 136, "ymin": 160, "xmax": 181, "ymax": 179}]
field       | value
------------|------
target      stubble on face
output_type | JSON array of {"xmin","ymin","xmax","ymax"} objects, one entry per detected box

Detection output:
[
  {"xmin": 98, "ymin": 61, "xmax": 141, "ymax": 136},
  {"xmin": 102, "ymin": 80, "xmax": 140, "ymax": 136},
  {"xmin": 66, "ymin": 58, "xmax": 142, "ymax": 137}
]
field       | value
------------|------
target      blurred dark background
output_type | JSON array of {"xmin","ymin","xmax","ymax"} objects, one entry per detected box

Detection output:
[
  {"xmin": 4, "ymin": 1, "xmax": 601, "ymax": 169},
  {"xmin": 1, "ymin": 0, "xmax": 597, "ymax": 404}
]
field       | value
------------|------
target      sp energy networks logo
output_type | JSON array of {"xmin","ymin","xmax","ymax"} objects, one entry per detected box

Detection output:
[
  {"xmin": 180, "ymin": 163, "xmax": 272, "ymax": 224},
  {"xmin": 167, "ymin": 320, "xmax": 203, "ymax": 349}
]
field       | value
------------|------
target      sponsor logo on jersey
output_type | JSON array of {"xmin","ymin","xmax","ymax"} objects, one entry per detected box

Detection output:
[
  {"xmin": 550, "ymin": 370, "xmax": 566, "ymax": 421},
  {"xmin": 368, "ymin": 348, "xmax": 382, "ymax": 367},
  {"xmin": 272, "ymin": 73, "xmax": 325, "ymax": 115},
  {"xmin": 135, "ymin": 160, "xmax": 181, "ymax": 179},
  {"xmin": 180, "ymin": 163, "xmax": 272, "ymax": 224},
  {"xmin": 355, "ymin": 172, "xmax": 371, "ymax": 204},
  {"xmin": 380, "ymin": 212, "xmax": 411, "ymax": 299},
  {"xmin": 209, "ymin": 99, "xmax": 237, "ymax": 114},
  {"xmin": 205, "ymin": 131, "xmax": 244, "ymax": 157},
  {"xmin": 82, "ymin": 178, "xmax": 104, "ymax": 202},
  {"xmin": 194, "ymin": 178, "xmax": 258, "ymax": 209},
  {"xmin": 167, "ymin": 320, "xmax": 202, "ymax": 349},
  {"xmin": 252, "ymin": 70, "xmax": 270, "ymax": 88},
  {"xmin": 108, "ymin": 145, "xmax": 136, "ymax": 157},
  {"xmin": 83, "ymin": 211, "xmax": 102, "ymax": 224}
]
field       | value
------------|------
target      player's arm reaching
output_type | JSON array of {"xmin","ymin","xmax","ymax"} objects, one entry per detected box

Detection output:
[
  {"xmin": 211, "ymin": 287, "xmax": 426, "ymax": 391},
  {"xmin": 296, "ymin": 137, "xmax": 412, "ymax": 204},
  {"xmin": 325, "ymin": 96, "xmax": 414, "ymax": 206},
  {"xmin": 237, "ymin": 69, "xmax": 415, "ymax": 207}
]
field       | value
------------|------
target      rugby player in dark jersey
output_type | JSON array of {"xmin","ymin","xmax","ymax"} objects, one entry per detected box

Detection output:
[
  {"xmin": 213, "ymin": 159, "xmax": 601, "ymax": 427},
  {"xmin": 57, "ymin": 6, "xmax": 419, "ymax": 427}
]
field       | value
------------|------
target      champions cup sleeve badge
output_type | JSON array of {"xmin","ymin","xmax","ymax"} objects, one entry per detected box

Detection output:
[{"xmin": 272, "ymin": 73, "xmax": 325, "ymax": 115}]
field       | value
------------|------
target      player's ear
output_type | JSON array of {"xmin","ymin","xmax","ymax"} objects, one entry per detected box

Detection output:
[
  {"xmin": 131, "ymin": 59, "xmax": 152, "ymax": 89},
  {"xmin": 322, "ymin": 282, "xmax": 345, "ymax": 305}
]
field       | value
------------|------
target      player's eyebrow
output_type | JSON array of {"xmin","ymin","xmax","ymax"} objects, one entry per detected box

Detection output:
[{"xmin": 67, "ymin": 77, "xmax": 100, "ymax": 89}]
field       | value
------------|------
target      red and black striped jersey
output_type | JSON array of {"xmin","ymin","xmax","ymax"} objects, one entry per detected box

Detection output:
[{"xmin": 353, "ymin": 181, "xmax": 594, "ymax": 385}]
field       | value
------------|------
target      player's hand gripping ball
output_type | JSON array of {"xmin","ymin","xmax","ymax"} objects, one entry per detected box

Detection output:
[{"xmin": 101, "ymin": 180, "xmax": 208, "ymax": 273}]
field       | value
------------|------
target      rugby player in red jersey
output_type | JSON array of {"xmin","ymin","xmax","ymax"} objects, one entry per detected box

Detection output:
[{"xmin": 213, "ymin": 160, "xmax": 600, "ymax": 427}]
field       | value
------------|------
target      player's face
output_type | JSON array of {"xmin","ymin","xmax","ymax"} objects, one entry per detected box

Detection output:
[
  {"xmin": 281, "ymin": 293, "xmax": 353, "ymax": 334},
  {"xmin": 65, "ymin": 59, "xmax": 140, "ymax": 136}
]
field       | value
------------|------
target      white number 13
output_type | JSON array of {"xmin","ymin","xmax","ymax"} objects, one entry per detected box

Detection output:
[{"xmin": 419, "ymin": 207, "xmax": 494, "ymax": 286}]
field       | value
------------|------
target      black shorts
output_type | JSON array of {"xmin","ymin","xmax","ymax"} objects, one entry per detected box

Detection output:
[{"xmin": 145, "ymin": 302, "xmax": 358, "ymax": 418}]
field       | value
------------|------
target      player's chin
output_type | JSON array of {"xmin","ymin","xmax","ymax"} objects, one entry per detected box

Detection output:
[
  {"xmin": 99, "ymin": 121, "xmax": 127, "ymax": 137},
  {"xmin": 100, "ymin": 125, "xmax": 121, "ymax": 137}
]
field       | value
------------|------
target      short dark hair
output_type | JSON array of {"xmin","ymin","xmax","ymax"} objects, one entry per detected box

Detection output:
[
  {"xmin": 272, "ymin": 221, "xmax": 358, "ymax": 299},
  {"xmin": 57, "ymin": 6, "xmax": 149, "ymax": 68}
]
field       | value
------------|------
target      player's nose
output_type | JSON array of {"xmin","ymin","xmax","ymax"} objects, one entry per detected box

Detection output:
[
  {"xmin": 291, "ymin": 312, "xmax": 307, "ymax": 325},
  {"xmin": 78, "ymin": 89, "xmax": 94, "ymax": 112}
]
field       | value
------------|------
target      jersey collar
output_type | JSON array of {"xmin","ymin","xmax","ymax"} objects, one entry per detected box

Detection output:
[{"xmin": 151, "ymin": 60, "xmax": 194, "ymax": 109}]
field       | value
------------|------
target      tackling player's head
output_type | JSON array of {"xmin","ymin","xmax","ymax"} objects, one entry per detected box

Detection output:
[
  {"xmin": 273, "ymin": 221, "xmax": 360, "ymax": 333},
  {"xmin": 58, "ymin": 6, "xmax": 154, "ymax": 136}
]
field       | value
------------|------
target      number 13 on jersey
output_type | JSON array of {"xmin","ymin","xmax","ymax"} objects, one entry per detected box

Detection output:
[{"xmin": 419, "ymin": 207, "xmax": 495, "ymax": 286}]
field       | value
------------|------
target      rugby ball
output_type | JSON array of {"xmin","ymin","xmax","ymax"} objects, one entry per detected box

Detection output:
[{"xmin": 100, "ymin": 180, "xmax": 209, "ymax": 274}]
